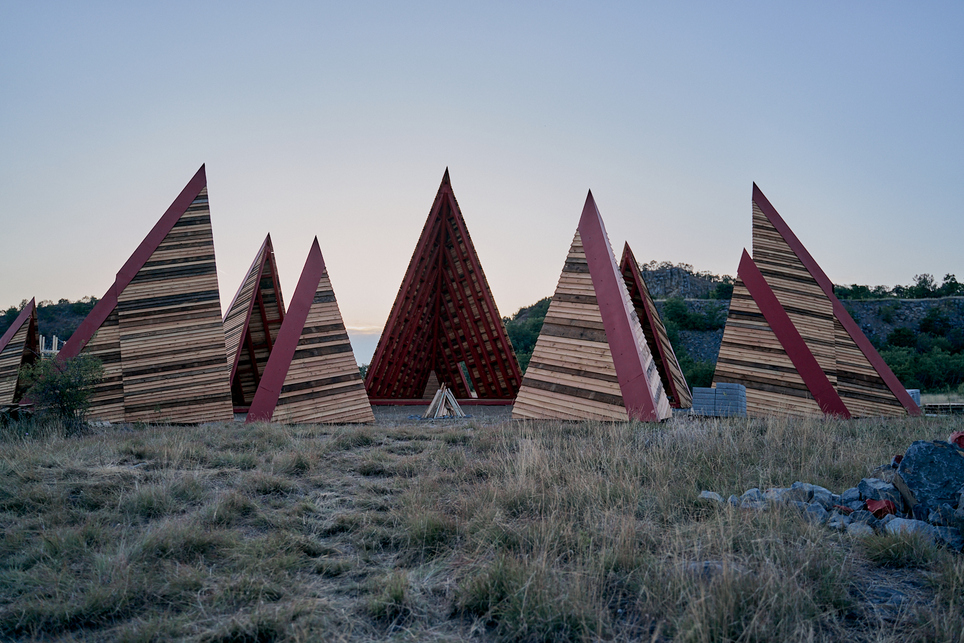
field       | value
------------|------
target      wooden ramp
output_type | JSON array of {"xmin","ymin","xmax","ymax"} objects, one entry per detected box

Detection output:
[
  {"xmin": 0, "ymin": 299, "xmax": 39, "ymax": 406},
  {"xmin": 365, "ymin": 169, "xmax": 522, "ymax": 404},
  {"xmin": 713, "ymin": 184, "xmax": 919, "ymax": 417},
  {"xmin": 620, "ymin": 243, "xmax": 692, "ymax": 409},
  {"xmin": 223, "ymin": 234, "xmax": 286, "ymax": 411},
  {"xmin": 247, "ymin": 238, "xmax": 374, "ymax": 424},
  {"xmin": 58, "ymin": 166, "xmax": 234, "ymax": 424},
  {"xmin": 512, "ymin": 192, "xmax": 671, "ymax": 422}
]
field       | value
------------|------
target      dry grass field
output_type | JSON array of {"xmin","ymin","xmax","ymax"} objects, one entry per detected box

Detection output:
[{"xmin": 1, "ymin": 412, "xmax": 963, "ymax": 642}]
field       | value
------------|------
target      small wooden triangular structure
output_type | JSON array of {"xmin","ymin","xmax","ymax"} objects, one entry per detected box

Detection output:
[
  {"xmin": 423, "ymin": 384, "xmax": 467, "ymax": 419},
  {"xmin": 714, "ymin": 184, "xmax": 919, "ymax": 417},
  {"xmin": 512, "ymin": 192, "xmax": 672, "ymax": 422},
  {"xmin": 365, "ymin": 169, "xmax": 522, "ymax": 403},
  {"xmin": 58, "ymin": 166, "xmax": 234, "ymax": 423},
  {"xmin": 223, "ymin": 234, "xmax": 286, "ymax": 412},
  {"xmin": 0, "ymin": 299, "xmax": 39, "ymax": 406},
  {"xmin": 247, "ymin": 238, "xmax": 374, "ymax": 424},
  {"xmin": 620, "ymin": 243, "xmax": 692, "ymax": 409}
]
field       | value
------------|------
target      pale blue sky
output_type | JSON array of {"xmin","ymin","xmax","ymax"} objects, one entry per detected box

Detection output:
[{"xmin": 2, "ymin": 2, "xmax": 961, "ymax": 363}]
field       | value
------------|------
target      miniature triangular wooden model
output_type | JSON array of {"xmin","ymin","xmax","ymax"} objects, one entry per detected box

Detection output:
[
  {"xmin": 512, "ymin": 192, "xmax": 672, "ymax": 422},
  {"xmin": 713, "ymin": 184, "xmax": 920, "ymax": 417},
  {"xmin": 58, "ymin": 166, "xmax": 234, "ymax": 423},
  {"xmin": 620, "ymin": 243, "xmax": 692, "ymax": 409},
  {"xmin": 0, "ymin": 299, "xmax": 39, "ymax": 406},
  {"xmin": 223, "ymin": 234, "xmax": 286, "ymax": 412},
  {"xmin": 246, "ymin": 238, "xmax": 374, "ymax": 424},
  {"xmin": 365, "ymin": 169, "xmax": 522, "ymax": 403}
]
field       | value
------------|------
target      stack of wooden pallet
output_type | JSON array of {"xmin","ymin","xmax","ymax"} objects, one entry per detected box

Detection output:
[{"xmin": 422, "ymin": 384, "xmax": 466, "ymax": 419}]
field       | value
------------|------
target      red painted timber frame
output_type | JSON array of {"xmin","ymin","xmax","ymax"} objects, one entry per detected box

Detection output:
[
  {"xmin": 620, "ymin": 242, "xmax": 689, "ymax": 408},
  {"xmin": 579, "ymin": 192, "xmax": 660, "ymax": 421},
  {"xmin": 738, "ymin": 250, "xmax": 851, "ymax": 417},
  {"xmin": 246, "ymin": 237, "xmax": 326, "ymax": 423},
  {"xmin": 0, "ymin": 298, "xmax": 36, "ymax": 354},
  {"xmin": 365, "ymin": 169, "xmax": 522, "ymax": 402},
  {"xmin": 752, "ymin": 184, "xmax": 920, "ymax": 416},
  {"xmin": 223, "ymin": 234, "xmax": 286, "ymax": 387},
  {"xmin": 59, "ymin": 165, "xmax": 208, "ymax": 361}
]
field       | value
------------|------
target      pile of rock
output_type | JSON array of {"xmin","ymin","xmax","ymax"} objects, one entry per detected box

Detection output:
[{"xmin": 700, "ymin": 439, "xmax": 964, "ymax": 551}]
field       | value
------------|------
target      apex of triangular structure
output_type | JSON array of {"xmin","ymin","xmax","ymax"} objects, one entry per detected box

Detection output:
[
  {"xmin": 513, "ymin": 198, "xmax": 671, "ymax": 422},
  {"xmin": 0, "ymin": 298, "xmax": 36, "ymax": 352},
  {"xmin": 0, "ymin": 298, "xmax": 39, "ymax": 406},
  {"xmin": 365, "ymin": 174, "xmax": 522, "ymax": 403},
  {"xmin": 441, "ymin": 167, "xmax": 451, "ymax": 186}
]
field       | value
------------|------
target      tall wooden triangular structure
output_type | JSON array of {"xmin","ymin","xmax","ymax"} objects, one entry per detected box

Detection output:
[
  {"xmin": 713, "ymin": 184, "xmax": 920, "ymax": 417},
  {"xmin": 620, "ymin": 243, "xmax": 692, "ymax": 409},
  {"xmin": 58, "ymin": 166, "xmax": 234, "ymax": 423},
  {"xmin": 365, "ymin": 169, "xmax": 522, "ymax": 403},
  {"xmin": 223, "ymin": 234, "xmax": 286, "ymax": 412},
  {"xmin": 247, "ymin": 238, "xmax": 374, "ymax": 424},
  {"xmin": 512, "ymin": 192, "xmax": 672, "ymax": 422},
  {"xmin": 0, "ymin": 299, "xmax": 39, "ymax": 406}
]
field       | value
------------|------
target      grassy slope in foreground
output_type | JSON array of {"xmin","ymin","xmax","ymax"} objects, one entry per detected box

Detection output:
[{"xmin": 1, "ymin": 415, "xmax": 964, "ymax": 642}]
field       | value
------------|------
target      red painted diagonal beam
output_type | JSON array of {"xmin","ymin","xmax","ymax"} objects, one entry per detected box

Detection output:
[
  {"xmin": 738, "ymin": 249, "xmax": 850, "ymax": 417},
  {"xmin": 752, "ymin": 184, "xmax": 920, "ymax": 416},
  {"xmin": 578, "ymin": 191, "xmax": 660, "ymax": 421},
  {"xmin": 621, "ymin": 242, "xmax": 687, "ymax": 407},
  {"xmin": 60, "ymin": 166, "xmax": 207, "ymax": 361},
  {"xmin": 0, "ymin": 298, "xmax": 36, "ymax": 353},
  {"xmin": 247, "ymin": 237, "xmax": 327, "ymax": 423}
]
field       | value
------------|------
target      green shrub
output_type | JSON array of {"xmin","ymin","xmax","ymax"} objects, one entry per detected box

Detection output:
[{"xmin": 18, "ymin": 354, "xmax": 103, "ymax": 434}]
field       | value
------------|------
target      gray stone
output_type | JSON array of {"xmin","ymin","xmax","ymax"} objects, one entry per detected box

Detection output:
[
  {"xmin": 827, "ymin": 511, "xmax": 850, "ymax": 531},
  {"xmin": 885, "ymin": 518, "xmax": 938, "ymax": 542},
  {"xmin": 840, "ymin": 487, "xmax": 861, "ymax": 504},
  {"xmin": 896, "ymin": 440, "xmax": 964, "ymax": 508},
  {"xmin": 870, "ymin": 464, "xmax": 897, "ymax": 484},
  {"xmin": 789, "ymin": 500, "xmax": 809, "ymax": 513},
  {"xmin": 932, "ymin": 526, "xmax": 964, "ymax": 551},
  {"xmin": 880, "ymin": 513, "xmax": 898, "ymax": 526},
  {"xmin": 850, "ymin": 510, "xmax": 880, "ymax": 529},
  {"xmin": 847, "ymin": 501, "xmax": 866, "ymax": 512},
  {"xmin": 727, "ymin": 495, "xmax": 740, "ymax": 507},
  {"xmin": 741, "ymin": 488, "xmax": 764, "ymax": 503},
  {"xmin": 740, "ymin": 499, "xmax": 767, "ymax": 511},
  {"xmin": 831, "ymin": 493, "xmax": 841, "ymax": 506},
  {"xmin": 786, "ymin": 481, "xmax": 814, "ymax": 503},
  {"xmin": 805, "ymin": 503, "xmax": 829, "ymax": 525},
  {"xmin": 858, "ymin": 478, "xmax": 902, "ymax": 506},
  {"xmin": 811, "ymin": 486, "xmax": 834, "ymax": 510},
  {"xmin": 847, "ymin": 522, "xmax": 875, "ymax": 537},
  {"xmin": 764, "ymin": 488, "xmax": 789, "ymax": 503},
  {"xmin": 928, "ymin": 504, "xmax": 956, "ymax": 526},
  {"xmin": 698, "ymin": 490, "xmax": 724, "ymax": 505}
]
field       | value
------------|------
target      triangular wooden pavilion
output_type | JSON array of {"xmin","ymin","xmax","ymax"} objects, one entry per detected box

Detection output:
[
  {"xmin": 0, "ymin": 299, "xmax": 39, "ymax": 406},
  {"xmin": 620, "ymin": 243, "xmax": 692, "ymax": 409},
  {"xmin": 512, "ymin": 192, "xmax": 672, "ymax": 422},
  {"xmin": 247, "ymin": 238, "xmax": 374, "ymax": 424},
  {"xmin": 713, "ymin": 184, "xmax": 920, "ymax": 417},
  {"xmin": 365, "ymin": 169, "xmax": 522, "ymax": 404},
  {"xmin": 58, "ymin": 166, "xmax": 234, "ymax": 423},
  {"xmin": 223, "ymin": 234, "xmax": 286, "ymax": 412}
]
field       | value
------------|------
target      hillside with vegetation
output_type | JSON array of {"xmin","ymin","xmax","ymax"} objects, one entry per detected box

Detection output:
[
  {"xmin": 504, "ymin": 267, "xmax": 964, "ymax": 395},
  {"xmin": 1, "ymin": 297, "xmax": 98, "ymax": 348}
]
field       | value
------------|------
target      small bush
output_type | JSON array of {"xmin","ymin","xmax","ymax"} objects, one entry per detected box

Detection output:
[
  {"xmin": 18, "ymin": 354, "xmax": 103, "ymax": 435},
  {"xmin": 864, "ymin": 532, "xmax": 939, "ymax": 568}
]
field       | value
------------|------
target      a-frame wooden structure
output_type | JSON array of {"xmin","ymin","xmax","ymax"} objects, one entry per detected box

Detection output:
[
  {"xmin": 620, "ymin": 243, "xmax": 692, "ymax": 409},
  {"xmin": 223, "ymin": 234, "xmax": 286, "ymax": 412},
  {"xmin": 512, "ymin": 192, "xmax": 672, "ymax": 422},
  {"xmin": 365, "ymin": 169, "xmax": 522, "ymax": 404},
  {"xmin": 58, "ymin": 166, "xmax": 234, "ymax": 424},
  {"xmin": 713, "ymin": 184, "xmax": 920, "ymax": 417},
  {"xmin": 247, "ymin": 238, "xmax": 374, "ymax": 424},
  {"xmin": 0, "ymin": 299, "xmax": 39, "ymax": 406}
]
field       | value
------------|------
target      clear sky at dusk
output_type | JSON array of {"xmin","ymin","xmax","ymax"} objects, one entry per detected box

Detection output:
[{"xmin": 1, "ymin": 3, "xmax": 961, "ymax": 363}]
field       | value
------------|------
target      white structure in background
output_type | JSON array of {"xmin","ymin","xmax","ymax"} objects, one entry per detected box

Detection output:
[{"xmin": 39, "ymin": 335, "xmax": 61, "ymax": 356}]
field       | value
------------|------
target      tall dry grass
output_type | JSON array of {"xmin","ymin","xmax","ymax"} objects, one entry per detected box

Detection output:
[{"xmin": 0, "ymin": 414, "xmax": 962, "ymax": 641}]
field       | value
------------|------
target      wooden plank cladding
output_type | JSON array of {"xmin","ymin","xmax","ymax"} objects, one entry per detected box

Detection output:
[
  {"xmin": 247, "ymin": 238, "xmax": 374, "ymax": 424},
  {"xmin": 58, "ymin": 166, "xmax": 234, "ymax": 424},
  {"xmin": 0, "ymin": 298, "xmax": 38, "ymax": 405},
  {"xmin": 223, "ymin": 234, "xmax": 286, "ymax": 410},
  {"xmin": 620, "ymin": 243, "xmax": 692, "ymax": 409},
  {"xmin": 512, "ymin": 192, "xmax": 671, "ymax": 422},
  {"xmin": 365, "ymin": 169, "xmax": 522, "ymax": 403},
  {"xmin": 713, "ymin": 184, "xmax": 919, "ymax": 418}
]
